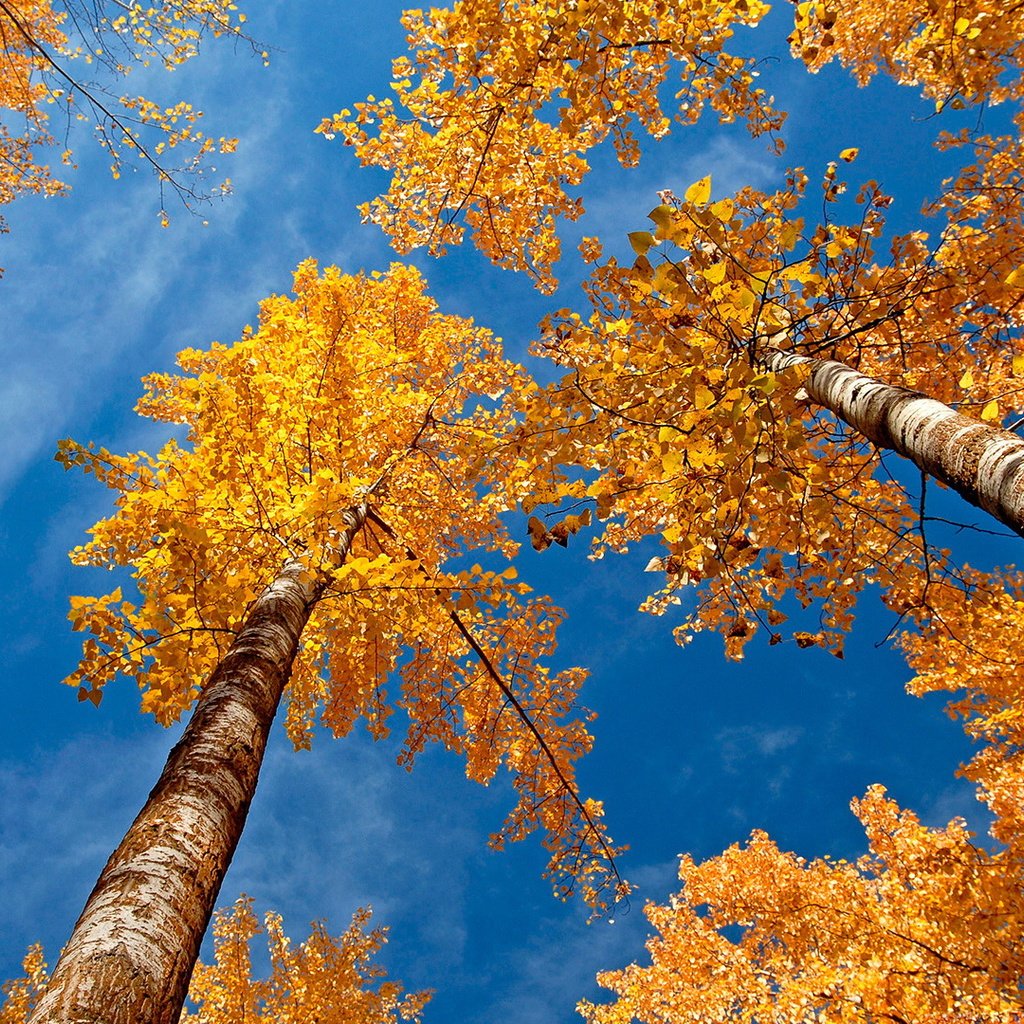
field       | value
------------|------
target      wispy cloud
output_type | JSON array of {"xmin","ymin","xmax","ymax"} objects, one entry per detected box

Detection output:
[{"xmin": 0, "ymin": 723, "xmax": 184, "ymax": 964}]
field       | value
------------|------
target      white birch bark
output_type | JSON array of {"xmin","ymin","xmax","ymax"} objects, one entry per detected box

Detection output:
[
  {"xmin": 766, "ymin": 351, "xmax": 1024, "ymax": 537},
  {"xmin": 29, "ymin": 504, "xmax": 368, "ymax": 1024}
]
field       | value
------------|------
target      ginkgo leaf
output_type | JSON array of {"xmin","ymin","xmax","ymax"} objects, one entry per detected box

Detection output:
[{"xmin": 684, "ymin": 175, "xmax": 712, "ymax": 205}]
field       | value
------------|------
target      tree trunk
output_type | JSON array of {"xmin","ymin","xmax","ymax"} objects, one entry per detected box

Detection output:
[
  {"xmin": 765, "ymin": 351, "xmax": 1024, "ymax": 538},
  {"xmin": 29, "ymin": 504, "xmax": 368, "ymax": 1024}
]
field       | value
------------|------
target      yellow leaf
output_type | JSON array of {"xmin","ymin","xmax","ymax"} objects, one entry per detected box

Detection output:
[
  {"xmin": 684, "ymin": 175, "xmax": 712, "ymax": 206},
  {"xmin": 839, "ymin": 147, "xmax": 859, "ymax": 162},
  {"xmin": 709, "ymin": 198, "xmax": 734, "ymax": 222},
  {"xmin": 981, "ymin": 399, "xmax": 1000, "ymax": 422},
  {"xmin": 1013, "ymin": 354, "xmax": 1024, "ymax": 376},
  {"xmin": 735, "ymin": 286, "xmax": 756, "ymax": 310},
  {"xmin": 648, "ymin": 204, "xmax": 675, "ymax": 234},
  {"xmin": 652, "ymin": 262, "xmax": 680, "ymax": 294},
  {"xmin": 703, "ymin": 262, "xmax": 727, "ymax": 284},
  {"xmin": 959, "ymin": 369, "xmax": 974, "ymax": 389},
  {"xmin": 1005, "ymin": 267, "xmax": 1024, "ymax": 288},
  {"xmin": 628, "ymin": 231, "xmax": 658, "ymax": 256},
  {"xmin": 694, "ymin": 384, "xmax": 715, "ymax": 410}
]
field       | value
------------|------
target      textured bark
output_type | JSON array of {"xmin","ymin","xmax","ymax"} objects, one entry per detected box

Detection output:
[
  {"xmin": 766, "ymin": 351, "xmax": 1024, "ymax": 537},
  {"xmin": 30, "ymin": 505, "xmax": 368, "ymax": 1024}
]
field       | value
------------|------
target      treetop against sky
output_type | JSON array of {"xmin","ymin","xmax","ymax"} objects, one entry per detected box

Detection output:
[{"xmin": 2, "ymin": 0, "xmax": 1024, "ymax": 1022}]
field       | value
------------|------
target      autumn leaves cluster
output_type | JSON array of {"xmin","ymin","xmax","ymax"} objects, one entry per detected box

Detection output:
[{"xmin": 5, "ymin": 0, "xmax": 1024, "ymax": 1020}]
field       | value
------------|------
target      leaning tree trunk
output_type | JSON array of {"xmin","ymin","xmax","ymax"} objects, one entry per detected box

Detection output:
[
  {"xmin": 766, "ymin": 351, "xmax": 1024, "ymax": 538},
  {"xmin": 29, "ymin": 505, "xmax": 368, "ymax": 1024}
]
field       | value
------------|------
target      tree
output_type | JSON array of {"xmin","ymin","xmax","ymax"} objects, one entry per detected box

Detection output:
[
  {"xmin": 317, "ymin": 0, "xmax": 783, "ymax": 293},
  {"xmin": 182, "ymin": 901, "xmax": 425, "ymax": 1024},
  {"xmin": 579, "ymin": 788, "xmax": 1024, "ymax": 1024},
  {"xmin": 580, "ymin": 569, "xmax": 1024, "ymax": 1023},
  {"xmin": 327, "ymin": 0, "xmax": 1024, "ymax": 663},
  {"xmin": 33, "ymin": 259, "xmax": 622, "ymax": 1024},
  {"xmin": 4, "ymin": 897, "xmax": 428, "ymax": 1024},
  {"xmin": 183, "ymin": 898, "xmax": 429, "ymax": 1024},
  {"xmin": 0, "ymin": 0, "xmax": 254, "ymax": 248},
  {"xmin": 324, "ymin": 0, "xmax": 1024, "ymax": 1016}
]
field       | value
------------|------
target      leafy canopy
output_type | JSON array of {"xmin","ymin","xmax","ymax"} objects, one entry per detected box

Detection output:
[
  {"xmin": 333, "ymin": 0, "xmax": 1024, "ymax": 1015},
  {"xmin": 0, "ymin": 0, "xmax": 254, "ymax": 237},
  {"xmin": 58, "ymin": 259, "xmax": 624, "ymax": 907},
  {"xmin": 319, "ymin": 0, "xmax": 783, "ymax": 291}
]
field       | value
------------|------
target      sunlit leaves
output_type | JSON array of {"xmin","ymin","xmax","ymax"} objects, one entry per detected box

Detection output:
[
  {"xmin": 901, "ymin": 569, "xmax": 1024, "ymax": 856},
  {"xmin": 506, "ymin": 167, "xmax": 950, "ymax": 659},
  {"xmin": 320, "ymin": 0, "xmax": 782, "ymax": 290},
  {"xmin": 500, "ymin": 131, "xmax": 1024, "ymax": 672},
  {"xmin": 0, "ymin": 0, "xmax": 70, "ymax": 231},
  {"xmin": 788, "ymin": 0, "xmax": 1024, "ymax": 108},
  {"xmin": 581, "ymin": 787, "xmax": 1024, "ymax": 1024},
  {"xmin": 683, "ymin": 174, "xmax": 712, "ymax": 206},
  {"xmin": 1, "ymin": 899, "xmax": 428, "ymax": 1024},
  {"xmin": 59, "ymin": 260, "xmax": 623, "ymax": 907},
  {"xmin": 0, "ymin": 945, "xmax": 46, "ymax": 1024},
  {"xmin": 0, "ymin": 0, "xmax": 250, "ymax": 234},
  {"xmin": 182, "ymin": 898, "xmax": 429, "ymax": 1024}
]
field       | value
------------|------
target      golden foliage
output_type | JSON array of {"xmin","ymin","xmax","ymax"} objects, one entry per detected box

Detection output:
[
  {"xmin": 0, "ymin": 946, "xmax": 46, "ymax": 1024},
  {"xmin": 322, "ymin": 0, "xmax": 1024, "ymax": 289},
  {"xmin": 328, "ymin": 0, "xmax": 1024, "ymax": 663},
  {"xmin": 183, "ymin": 898, "xmax": 429, "ymax": 1024},
  {"xmin": 902, "ymin": 569, "xmax": 1024, "ymax": 857},
  {"xmin": 1, "ymin": 899, "xmax": 427, "ymax": 1024},
  {"xmin": 331, "ymin": 0, "xmax": 1024, "ymax": 1012},
  {"xmin": 0, "ymin": 0, "xmax": 251, "ymax": 235},
  {"xmin": 789, "ymin": 0, "xmax": 1024, "ymax": 108},
  {"xmin": 581, "ymin": 788, "xmax": 1024, "ymax": 1024},
  {"xmin": 0, "ymin": 0, "xmax": 68, "ymax": 214},
  {"xmin": 59, "ymin": 260, "xmax": 624, "ymax": 907},
  {"xmin": 502, "ymin": 159, "xmax": 1024, "ymax": 659},
  {"xmin": 320, "ymin": 0, "xmax": 783, "ymax": 291}
]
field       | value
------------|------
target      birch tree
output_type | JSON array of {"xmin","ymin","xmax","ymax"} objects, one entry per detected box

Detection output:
[
  {"xmin": 326, "ymin": 0, "xmax": 1024, "ymax": 655},
  {"xmin": 32, "ymin": 260, "xmax": 622, "ymax": 1024}
]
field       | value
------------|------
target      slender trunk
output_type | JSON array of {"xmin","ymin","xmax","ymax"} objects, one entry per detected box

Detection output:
[
  {"xmin": 766, "ymin": 351, "xmax": 1024, "ymax": 538},
  {"xmin": 30, "ymin": 505, "xmax": 367, "ymax": 1024}
]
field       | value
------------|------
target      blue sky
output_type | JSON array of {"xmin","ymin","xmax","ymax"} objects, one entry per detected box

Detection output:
[{"xmin": 0, "ymin": 2, "xmax": 1016, "ymax": 1022}]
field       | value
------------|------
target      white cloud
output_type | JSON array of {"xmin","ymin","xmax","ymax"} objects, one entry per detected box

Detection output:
[{"xmin": 716, "ymin": 723, "xmax": 804, "ymax": 772}]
